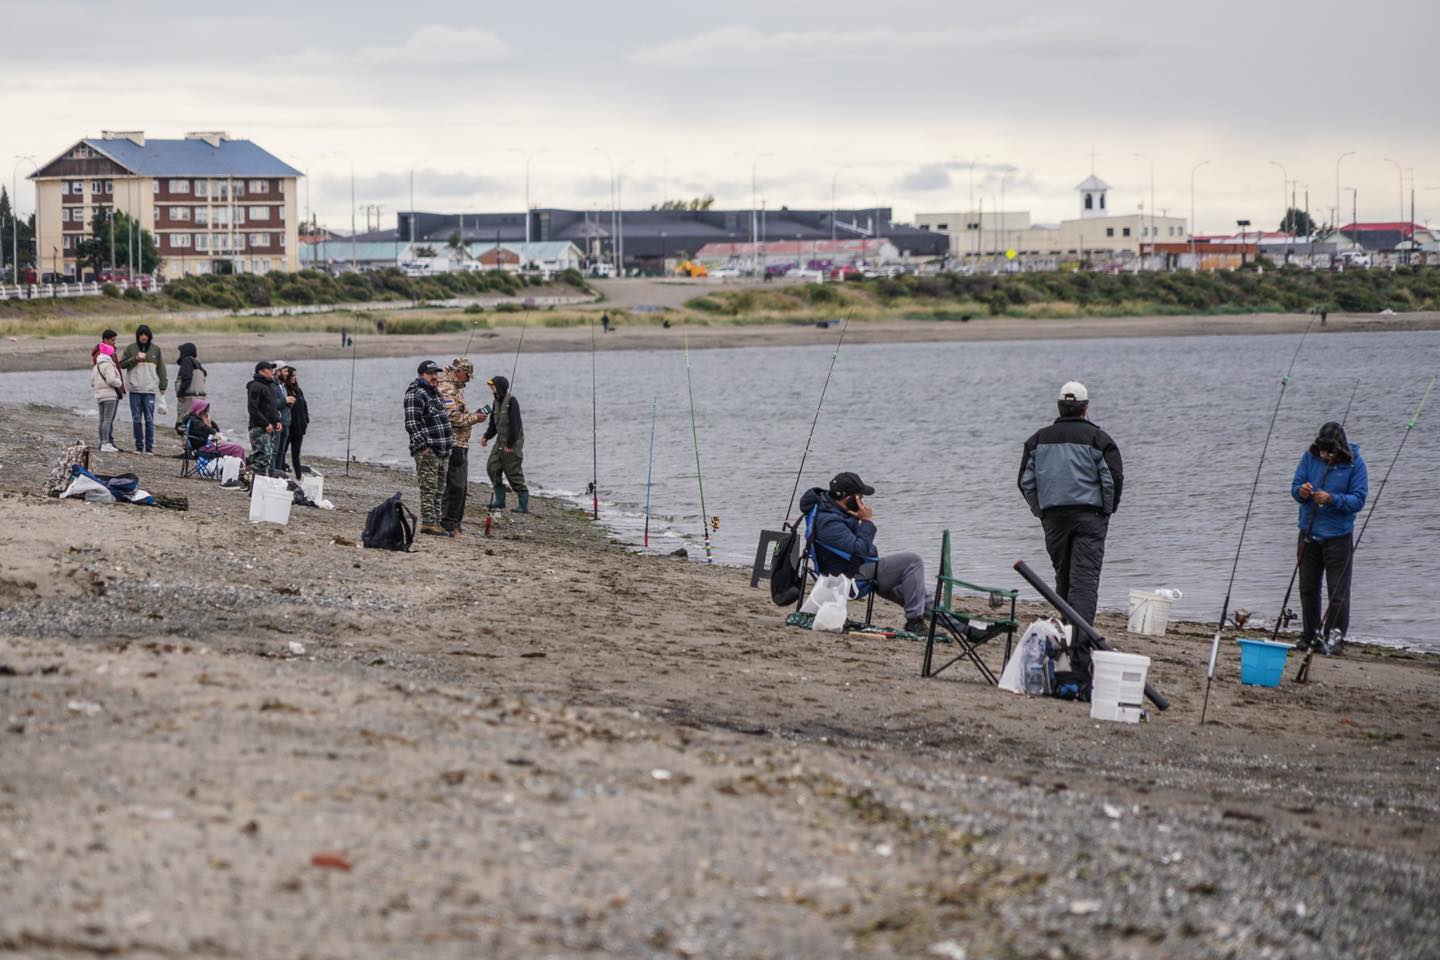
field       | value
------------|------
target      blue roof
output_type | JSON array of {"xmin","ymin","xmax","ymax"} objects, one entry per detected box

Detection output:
[{"xmin": 85, "ymin": 138, "xmax": 302, "ymax": 178}]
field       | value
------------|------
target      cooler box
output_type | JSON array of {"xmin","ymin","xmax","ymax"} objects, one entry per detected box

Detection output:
[{"xmin": 1090, "ymin": 650, "xmax": 1151, "ymax": 724}]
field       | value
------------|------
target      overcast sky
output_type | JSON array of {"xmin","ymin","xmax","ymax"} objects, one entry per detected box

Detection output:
[{"xmin": 2, "ymin": 0, "xmax": 1436, "ymax": 234}]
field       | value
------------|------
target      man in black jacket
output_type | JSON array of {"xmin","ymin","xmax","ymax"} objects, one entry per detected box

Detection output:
[
  {"xmin": 1018, "ymin": 381, "xmax": 1123, "ymax": 655},
  {"xmin": 246, "ymin": 361, "xmax": 282, "ymax": 476},
  {"xmin": 174, "ymin": 342, "xmax": 207, "ymax": 434},
  {"xmin": 481, "ymin": 375, "xmax": 528, "ymax": 513}
]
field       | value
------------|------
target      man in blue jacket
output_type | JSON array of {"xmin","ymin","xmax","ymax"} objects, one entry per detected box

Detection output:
[
  {"xmin": 797, "ymin": 472, "xmax": 929, "ymax": 635},
  {"xmin": 1292, "ymin": 421, "xmax": 1368, "ymax": 655}
]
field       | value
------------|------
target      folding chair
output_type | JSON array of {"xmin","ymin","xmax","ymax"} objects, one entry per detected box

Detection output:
[
  {"xmin": 921, "ymin": 529, "xmax": 1019, "ymax": 684},
  {"xmin": 179, "ymin": 427, "xmax": 203, "ymax": 478},
  {"xmin": 792, "ymin": 505, "xmax": 878, "ymax": 627}
]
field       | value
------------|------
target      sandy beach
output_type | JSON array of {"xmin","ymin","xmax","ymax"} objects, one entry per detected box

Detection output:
[
  {"xmin": 0, "ymin": 402, "xmax": 1436, "ymax": 958},
  {"xmin": 4, "ymin": 309, "xmax": 1440, "ymax": 373}
]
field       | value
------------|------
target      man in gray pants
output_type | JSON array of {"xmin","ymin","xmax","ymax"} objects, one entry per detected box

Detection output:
[{"xmin": 797, "ymin": 472, "xmax": 929, "ymax": 634}]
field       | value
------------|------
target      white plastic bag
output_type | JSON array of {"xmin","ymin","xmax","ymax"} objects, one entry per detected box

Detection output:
[
  {"xmin": 804, "ymin": 574, "xmax": 857, "ymax": 632},
  {"xmin": 998, "ymin": 618, "xmax": 1066, "ymax": 695},
  {"xmin": 157, "ymin": 394, "xmax": 168, "ymax": 417},
  {"xmin": 218, "ymin": 456, "xmax": 243, "ymax": 484}
]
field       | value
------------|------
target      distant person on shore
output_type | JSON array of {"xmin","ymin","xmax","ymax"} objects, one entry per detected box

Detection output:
[
  {"xmin": 118, "ymin": 324, "xmax": 166, "ymax": 454},
  {"xmin": 404, "ymin": 360, "xmax": 455, "ymax": 537},
  {"xmin": 246, "ymin": 361, "xmax": 282, "ymax": 476},
  {"xmin": 601, "ymin": 313, "xmax": 611, "ymax": 334},
  {"xmin": 184, "ymin": 398, "xmax": 247, "ymax": 461},
  {"xmin": 436, "ymin": 357, "xmax": 488, "ymax": 535},
  {"xmin": 90, "ymin": 339, "xmax": 123, "ymax": 453},
  {"xmin": 269, "ymin": 362, "xmax": 295, "ymax": 475},
  {"xmin": 1292, "ymin": 421, "xmax": 1368, "ymax": 656},
  {"xmin": 174, "ymin": 342, "xmax": 207, "ymax": 434},
  {"xmin": 1018, "ymin": 381, "xmax": 1123, "ymax": 678},
  {"xmin": 285, "ymin": 366, "xmax": 310, "ymax": 478},
  {"xmin": 481, "ymin": 374, "xmax": 528, "ymax": 513},
  {"xmin": 798, "ymin": 472, "xmax": 930, "ymax": 635}
]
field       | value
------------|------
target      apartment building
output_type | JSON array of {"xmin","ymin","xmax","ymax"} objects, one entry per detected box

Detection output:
[{"xmin": 31, "ymin": 131, "xmax": 302, "ymax": 280}]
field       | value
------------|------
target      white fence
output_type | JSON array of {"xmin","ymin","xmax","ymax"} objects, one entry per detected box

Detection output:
[{"xmin": 0, "ymin": 279, "xmax": 158, "ymax": 301}]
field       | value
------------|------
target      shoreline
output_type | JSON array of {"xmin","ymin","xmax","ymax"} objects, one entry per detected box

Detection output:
[{"xmin": 4, "ymin": 308, "xmax": 1440, "ymax": 373}]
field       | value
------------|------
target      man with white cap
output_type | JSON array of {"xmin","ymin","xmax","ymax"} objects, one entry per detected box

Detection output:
[{"xmin": 1018, "ymin": 381, "xmax": 1124, "ymax": 675}]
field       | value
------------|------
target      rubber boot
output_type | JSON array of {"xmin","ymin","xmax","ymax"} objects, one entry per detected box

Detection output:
[
  {"xmin": 512, "ymin": 491, "xmax": 529, "ymax": 514},
  {"xmin": 488, "ymin": 485, "xmax": 507, "ymax": 510}
]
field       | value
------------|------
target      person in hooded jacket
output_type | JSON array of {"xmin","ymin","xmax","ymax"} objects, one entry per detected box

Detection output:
[
  {"xmin": 270, "ymin": 362, "xmax": 295, "ymax": 474},
  {"xmin": 285, "ymin": 366, "xmax": 310, "ymax": 478},
  {"xmin": 481, "ymin": 374, "xmax": 528, "ymax": 513},
  {"xmin": 797, "ymin": 472, "xmax": 930, "ymax": 635},
  {"xmin": 118, "ymin": 324, "xmax": 167, "ymax": 454},
  {"xmin": 90, "ymin": 341, "xmax": 124, "ymax": 452},
  {"xmin": 1292, "ymin": 421, "xmax": 1369, "ymax": 655},
  {"xmin": 247, "ymin": 361, "xmax": 282, "ymax": 476},
  {"xmin": 173, "ymin": 342, "xmax": 207, "ymax": 434}
]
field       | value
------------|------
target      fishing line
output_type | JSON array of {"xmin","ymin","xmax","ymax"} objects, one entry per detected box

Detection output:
[
  {"xmin": 644, "ymin": 396, "xmax": 657, "ymax": 548},
  {"xmin": 462, "ymin": 320, "xmax": 479, "ymax": 357},
  {"xmin": 590, "ymin": 315, "xmax": 599, "ymax": 520},
  {"xmin": 1268, "ymin": 378, "xmax": 1359, "ymax": 643},
  {"xmin": 782, "ymin": 316, "xmax": 849, "ymax": 527},
  {"xmin": 343, "ymin": 337, "xmax": 357, "ymax": 477},
  {"xmin": 684, "ymin": 333, "xmax": 713, "ymax": 564},
  {"xmin": 1296, "ymin": 375, "xmax": 1434, "ymax": 683},
  {"xmin": 510, "ymin": 313, "xmax": 528, "ymax": 386},
  {"xmin": 1201, "ymin": 319, "xmax": 1313, "ymax": 724}
]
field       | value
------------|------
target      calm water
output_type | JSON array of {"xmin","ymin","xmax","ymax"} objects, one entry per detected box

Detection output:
[{"xmin": 7, "ymin": 330, "xmax": 1438, "ymax": 648}]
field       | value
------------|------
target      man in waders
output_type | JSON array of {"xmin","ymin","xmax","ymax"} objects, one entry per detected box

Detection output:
[
  {"xmin": 1018, "ymin": 381, "xmax": 1123, "ymax": 680},
  {"xmin": 481, "ymin": 374, "xmax": 528, "ymax": 513},
  {"xmin": 404, "ymin": 360, "xmax": 455, "ymax": 537},
  {"xmin": 437, "ymin": 357, "xmax": 488, "ymax": 536},
  {"xmin": 1292, "ymin": 421, "xmax": 1368, "ymax": 655}
]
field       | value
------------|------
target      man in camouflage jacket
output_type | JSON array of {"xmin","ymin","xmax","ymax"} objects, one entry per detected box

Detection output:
[{"xmin": 437, "ymin": 356, "xmax": 488, "ymax": 535}]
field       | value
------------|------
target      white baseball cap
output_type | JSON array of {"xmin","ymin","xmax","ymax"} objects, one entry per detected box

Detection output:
[{"xmin": 1059, "ymin": 381, "xmax": 1089, "ymax": 402}]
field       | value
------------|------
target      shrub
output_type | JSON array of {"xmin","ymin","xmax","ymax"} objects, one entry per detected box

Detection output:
[
  {"xmin": 101, "ymin": 282, "xmax": 120, "ymax": 298},
  {"xmin": 123, "ymin": 286, "xmax": 144, "ymax": 301}
]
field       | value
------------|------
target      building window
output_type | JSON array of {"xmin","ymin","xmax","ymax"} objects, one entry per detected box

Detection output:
[
  {"xmin": 1122, "ymin": 227, "xmax": 1131, "ymax": 237},
  {"xmin": 169, "ymin": 179, "xmax": 190, "ymax": 193},
  {"xmin": 1085, "ymin": 194, "xmax": 1094, "ymax": 211},
  {"xmin": 251, "ymin": 233, "xmax": 269, "ymax": 248},
  {"xmin": 1105, "ymin": 227, "xmax": 1114, "ymax": 237},
  {"xmin": 279, "ymin": 207, "xmax": 286, "ymax": 223},
  {"xmin": 279, "ymin": 181, "xmax": 286, "ymax": 196},
  {"xmin": 234, "ymin": 182, "xmax": 244, "ymax": 198},
  {"xmin": 194, "ymin": 208, "xmax": 208, "ymax": 226},
  {"xmin": 249, "ymin": 206, "xmax": 268, "ymax": 220},
  {"xmin": 248, "ymin": 179, "xmax": 268, "ymax": 194},
  {"xmin": 152, "ymin": 180, "xmax": 159, "ymax": 195},
  {"xmin": 172, "ymin": 234, "xmax": 191, "ymax": 249},
  {"xmin": 1099, "ymin": 195, "xmax": 1106, "ymax": 210},
  {"xmin": 936, "ymin": 223, "xmax": 948, "ymax": 231},
  {"xmin": 63, "ymin": 235, "xmax": 75, "ymax": 250},
  {"xmin": 196, "ymin": 180, "xmax": 208, "ymax": 198},
  {"xmin": 104, "ymin": 180, "xmax": 113, "ymax": 194},
  {"xmin": 195, "ymin": 234, "xmax": 209, "ymax": 252}
]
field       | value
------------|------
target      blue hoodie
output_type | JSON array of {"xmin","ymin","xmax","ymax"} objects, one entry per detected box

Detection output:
[
  {"xmin": 1292, "ymin": 443, "xmax": 1368, "ymax": 539},
  {"xmin": 797, "ymin": 487, "xmax": 879, "ymax": 577}
]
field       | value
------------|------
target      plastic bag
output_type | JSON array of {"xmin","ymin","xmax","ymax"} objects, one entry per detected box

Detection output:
[
  {"xmin": 998, "ymin": 618, "xmax": 1066, "ymax": 695},
  {"xmin": 157, "ymin": 394, "xmax": 168, "ymax": 417},
  {"xmin": 803, "ymin": 574, "xmax": 856, "ymax": 632},
  {"xmin": 218, "ymin": 456, "xmax": 243, "ymax": 485}
]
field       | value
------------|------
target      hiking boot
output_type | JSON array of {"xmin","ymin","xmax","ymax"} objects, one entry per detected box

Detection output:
[
  {"xmin": 512, "ymin": 492, "xmax": 530, "ymax": 514},
  {"xmin": 904, "ymin": 617, "xmax": 930, "ymax": 636},
  {"xmin": 448, "ymin": 526, "xmax": 465, "ymax": 538},
  {"xmin": 420, "ymin": 524, "xmax": 452, "ymax": 537}
]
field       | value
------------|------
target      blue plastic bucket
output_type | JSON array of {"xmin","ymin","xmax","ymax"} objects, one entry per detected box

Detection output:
[{"xmin": 1236, "ymin": 638, "xmax": 1293, "ymax": 687}]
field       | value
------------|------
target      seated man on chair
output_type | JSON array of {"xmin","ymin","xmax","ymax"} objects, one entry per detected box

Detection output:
[{"xmin": 798, "ymin": 471, "xmax": 929, "ymax": 635}]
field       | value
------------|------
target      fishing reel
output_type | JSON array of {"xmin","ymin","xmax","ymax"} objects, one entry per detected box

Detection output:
[{"xmin": 709, "ymin": 515, "xmax": 721, "ymax": 532}]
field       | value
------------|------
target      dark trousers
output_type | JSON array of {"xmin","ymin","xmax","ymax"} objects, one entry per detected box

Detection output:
[
  {"xmin": 1299, "ymin": 532, "xmax": 1353, "ymax": 643},
  {"xmin": 272, "ymin": 425, "xmax": 289, "ymax": 472},
  {"xmin": 1042, "ymin": 508, "xmax": 1109, "ymax": 674},
  {"xmin": 441, "ymin": 446, "xmax": 469, "ymax": 531},
  {"xmin": 288, "ymin": 430, "xmax": 305, "ymax": 478}
]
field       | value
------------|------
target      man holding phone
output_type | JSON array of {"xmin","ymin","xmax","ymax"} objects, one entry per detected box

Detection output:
[{"xmin": 797, "ymin": 472, "xmax": 930, "ymax": 635}]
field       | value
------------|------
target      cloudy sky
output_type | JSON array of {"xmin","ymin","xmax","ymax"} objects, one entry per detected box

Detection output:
[{"xmin": 2, "ymin": 0, "xmax": 1436, "ymax": 234}]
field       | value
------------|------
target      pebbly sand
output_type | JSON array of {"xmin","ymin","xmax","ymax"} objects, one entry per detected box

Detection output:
[
  {"xmin": 0, "ymin": 403, "xmax": 1437, "ymax": 958},
  {"xmin": 4, "ymin": 309, "xmax": 1440, "ymax": 373}
]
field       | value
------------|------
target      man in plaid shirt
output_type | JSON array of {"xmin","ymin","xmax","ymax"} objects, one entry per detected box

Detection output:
[{"xmin": 404, "ymin": 360, "xmax": 454, "ymax": 537}]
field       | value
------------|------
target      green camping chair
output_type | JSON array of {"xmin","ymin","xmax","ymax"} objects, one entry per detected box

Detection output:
[{"xmin": 921, "ymin": 529, "xmax": 1019, "ymax": 684}]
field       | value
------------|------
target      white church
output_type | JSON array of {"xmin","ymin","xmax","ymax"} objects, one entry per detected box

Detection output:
[{"xmin": 917, "ymin": 173, "xmax": 1189, "ymax": 264}]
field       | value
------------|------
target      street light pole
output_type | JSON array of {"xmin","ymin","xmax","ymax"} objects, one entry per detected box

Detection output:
[
  {"xmin": 741, "ymin": 152, "xmax": 773, "ymax": 277},
  {"xmin": 1383, "ymin": 157, "xmax": 1404, "ymax": 264},
  {"xmin": 968, "ymin": 154, "xmax": 989, "ymax": 263},
  {"xmin": 507, "ymin": 148, "xmax": 544, "ymax": 258},
  {"xmin": 408, "ymin": 158, "xmax": 428, "ymax": 255},
  {"xmin": 593, "ymin": 147, "xmax": 616, "ymax": 275},
  {"xmin": 830, "ymin": 164, "xmax": 850, "ymax": 244},
  {"xmin": 1189, "ymin": 160, "xmax": 1209, "ymax": 272},
  {"xmin": 1335, "ymin": 151, "xmax": 1356, "ymax": 233},
  {"xmin": 1133, "ymin": 153, "xmax": 1155, "ymax": 270},
  {"xmin": 13, "ymin": 155, "xmax": 37, "ymax": 285},
  {"xmin": 318, "ymin": 151, "xmax": 356, "ymax": 271},
  {"xmin": 1268, "ymin": 160, "xmax": 1289, "ymax": 263}
]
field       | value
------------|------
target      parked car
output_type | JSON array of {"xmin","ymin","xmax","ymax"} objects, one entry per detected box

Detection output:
[
  {"xmin": 1335, "ymin": 251, "xmax": 1371, "ymax": 269},
  {"xmin": 588, "ymin": 262, "xmax": 615, "ymax": 278}
]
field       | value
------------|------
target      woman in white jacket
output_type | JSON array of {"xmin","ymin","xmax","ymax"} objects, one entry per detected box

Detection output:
[{"xmin": 90, "ymin": 339, "xmax": 124, "ymax": 452}]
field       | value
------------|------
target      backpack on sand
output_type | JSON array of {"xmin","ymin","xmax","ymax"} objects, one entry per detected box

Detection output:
[
  {"xmin": 362, "ymin": 491, "xmax": 416, "ymax": 551},
  {"xmin": 769, "ymin": 519, "xmax": 806, "ymax": 606}
]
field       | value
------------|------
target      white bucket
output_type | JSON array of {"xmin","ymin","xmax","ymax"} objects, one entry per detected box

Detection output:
[
  {"xmin": 1089, "ymin": 650, "xmax": 1151, "ymax": 724},
  {"xmin": 249, "ymin": 476, "xmax": 293, "ymax": 525},
  {"xmin": 1127, "ymin": 590, "xmax": 1172, "ymax": 637},
  {"xmin": 300, "ymin": 471, "xmax": 324, "ymax": 504}
]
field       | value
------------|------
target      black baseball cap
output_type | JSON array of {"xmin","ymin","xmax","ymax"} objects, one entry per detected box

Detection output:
[
  {"xmin": 417, "ymin": 360, "xmax": 443, "ymax": 375},
  {"xmin": 829, "ymin": 471, "xmax": 874, "ymax": 498},
  {"xmin": 254, "ymin": 360, "xmax": 276, "ymax": 373}
]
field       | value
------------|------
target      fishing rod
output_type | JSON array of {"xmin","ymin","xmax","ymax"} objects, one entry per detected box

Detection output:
[
  {"xmin": 683, "ymin": 333, "xmax": 713, "ymax": 564},
  {"xmin": 462, "ymin": 320, "xmax": 480, "ymax": 357},
  {"xmin": 1200, "ymin": 320, "xmax": 1313, "ymax": 724},
  {"xmin": 1267, "ymin": 378, "xmax": 1360, "ymax": 644},
  {"xmin": 1296, "ymin": 375, "xmax": 1434, "ymax": 683},
  {"xmin": 782, "ymin": 316, "xmax": 849, "ymax": 527},
  {"xmin": 590, "ymin": 315, "xmax": 599, "ymax": 520},
  {"xmin": 343, "ymin": 337, "xmax": 357, "ymax": 478},
  {"xmin": 643, "ymin": 395, "xmax": 656, "ymax": 548},
  {"xmin": 510, "ymin": 313, "xmax": 528, "ymax": 386}
]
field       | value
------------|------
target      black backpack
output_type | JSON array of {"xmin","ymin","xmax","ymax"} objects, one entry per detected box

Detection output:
[
  {"xmin": 769, "ymin": 521, "xmax": 805, "ymax": 606},
  {"xmin": 362, "ymin": 491, "xmax": 416, "ymax": 551}
]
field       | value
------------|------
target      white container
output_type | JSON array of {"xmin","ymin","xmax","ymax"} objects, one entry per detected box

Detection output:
[
  {"xmin": 1127, "ymin": 590, "xmax": 1172, "ymax": 637},
  {"xmin": 300, "ymin": 471, "xmax": 324, "ymax": 503},
  {"xmin": 1089, "ymin": 650, "xmax": 1151, "ymax": 724},
  {"xmin": 249, "ymin": 476, "xmax": 293, "ymax": 525}
]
